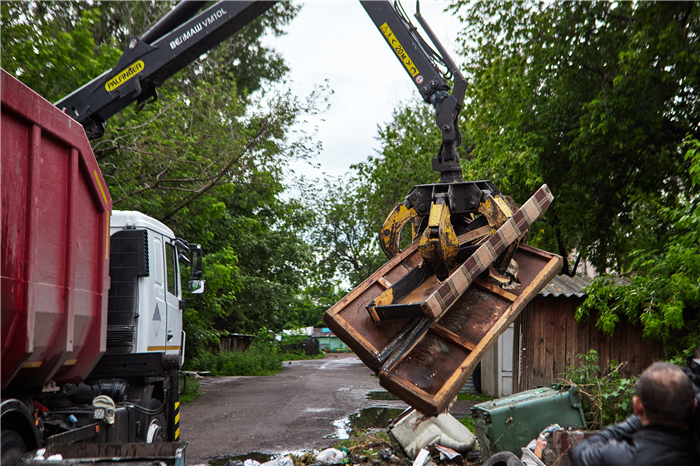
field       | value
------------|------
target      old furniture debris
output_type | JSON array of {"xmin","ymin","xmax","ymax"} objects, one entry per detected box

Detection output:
[{"xmin": 325, "ymin": 186, "xmax": 562, "ymax": 416}]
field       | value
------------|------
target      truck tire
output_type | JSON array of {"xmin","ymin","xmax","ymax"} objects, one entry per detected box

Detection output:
[
  {"xmin": 1, "ymin": 429, "xmax": 27, "ymax": 464},
  {"xmin": 482, "ymin": 452, "xmax": 523, "ymax": 466},
  {"xmin": 145, "ymin": 399, "xmax": 166, "ymax": 443}
]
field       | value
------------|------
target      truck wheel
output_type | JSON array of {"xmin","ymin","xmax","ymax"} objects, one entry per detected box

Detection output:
[
  {"xmin": 146, "ymin": 400, "xmax": 166, "ymax": 443},
  {"xmin": 1, "ymin": 429, "xmax": 27, "ymax": 463},
  {"xmin": 482, "ymin": 452, "xmax": 523, "ymax": 466}
]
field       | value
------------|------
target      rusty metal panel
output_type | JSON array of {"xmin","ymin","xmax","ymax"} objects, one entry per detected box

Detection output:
[
  {"xmin": 325, "ymin": 186, "xmax": 563, "ymax": 415},
  {"xmin": 379, "ymin": 246, "xmax": 562, "ymax": 415}
]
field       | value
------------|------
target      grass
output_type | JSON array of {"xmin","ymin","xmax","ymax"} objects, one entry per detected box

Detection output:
[
  {"xmin": 334, "ymin": 431, "xmax": 394, "ymax": 458},
  {"xmin": 282, "ymin": 350, "xmax": 326, "ymax": 361},
  {"xmin": 459, "ymin": 415, "xmax": 475, "ymax": 432},
  {"xmin": 179, "ymin": 376, "xmax": 201, "ymax": 403},
  {"xmin": 186, "ymin": 342, "xmax": 284, "ymax": 376},
  {"xmin": 456, "ymin": 392, "xmax": 496, "ymax": 402},
  {"xmin": 455, "ymin": 391, "xmax": 495, "ymax": 432}
]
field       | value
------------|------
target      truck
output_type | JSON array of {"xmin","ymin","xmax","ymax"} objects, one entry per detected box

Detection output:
[
  {"xmin": 1, "ymin": 68, "xmax": 204, "ymax": 461},
  {"xmin": 2, "ymin": 0, "xmax": 544, "ymax": 462}
]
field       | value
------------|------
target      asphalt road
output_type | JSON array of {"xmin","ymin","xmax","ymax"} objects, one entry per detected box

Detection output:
[{"xmin": 180, "ymin": 354, "xmax": 409, "ymax": 465}]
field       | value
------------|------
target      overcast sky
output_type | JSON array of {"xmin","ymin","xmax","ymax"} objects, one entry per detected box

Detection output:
[{"xmin": 262, "ymin": 0, "xmax": 464, "ymax": 182}]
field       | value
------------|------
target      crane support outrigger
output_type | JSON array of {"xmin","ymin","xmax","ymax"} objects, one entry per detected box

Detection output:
[{"xmin": 56, "ymin": 0, "xmax": 521, "ymax": 283}]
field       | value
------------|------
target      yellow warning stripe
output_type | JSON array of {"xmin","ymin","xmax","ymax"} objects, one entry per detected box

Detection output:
[
  {"xmin": 94, "ymin": 170, "xmax": 108, "ymax": 205},
  {"xmin": 146, "ymin": 345, "xmax": 182, "ymax": 352},
  {"xmin": 22, "ymin": 361, "xmax": 42, "ymax": 369},
  {"xmin": 174, "ymin": 400, "xmax": 180, "ymax": 441},
  {"xmin": 63, "ymin": 359, "xmax": 77, "ymax": 366}
]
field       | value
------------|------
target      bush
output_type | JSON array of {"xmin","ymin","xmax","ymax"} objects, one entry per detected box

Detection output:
[
  {"xmin": 186, "ymin": 329, "xmax": 284, "ymax": 376},
  {"xmin": 559, "ymin": 350, "xmax": 637, "ymax": 429},
  {"xmin": 179, "ymin": 375, "xmax": 201, "ymax": 403}
]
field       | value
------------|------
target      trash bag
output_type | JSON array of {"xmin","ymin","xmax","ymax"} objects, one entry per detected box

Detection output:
[
  {"xmin": 316, "ymin": 448, "xmax": 347, "ymax": 465},
  {"xmin": 262, "ymin": 457, "xmax": 294, "ymax": 466}
]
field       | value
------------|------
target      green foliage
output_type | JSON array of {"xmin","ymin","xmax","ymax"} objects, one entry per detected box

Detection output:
[
  {"xmin": 282, "ymin": 350, "xmax": 325, "ymax": 361},
  {"xmin": 452, "ymin": 1, "xmax": 700, "ymax": 274},
  {"xmin": 352, "ymin": 103, "xmax": 443, "ymax": 233},
  {"xmin": 179, "ymin": 376, "xmax": 201, "ymax": 404},
  {"xmin": 579, "ymin": 137, "xmax": 700, "ymax": 347},
  {"xmin": 459, "ymin": 415, "xmax": 475, "ymax": 433},
  {"xmin": 309, "ymin": 176, "xmax": 387, "ymax": 287},
  {"xmin": 1, "ymin": 2, "xmax": 123, "ymax": 102},
  {"xmin": 186, "ymin": 329, "xmax": 283, "ymax": 376},
  {"xmin": 456, "ymin": 392, "xmax": 496, "ymax": 403},
  {"xmin": 283, "ymin": 281, "xmax": 346, "ymax": 329},
  {"xmin": 560, "ymin": 350, "xmax": 637, "ymax": 429}
]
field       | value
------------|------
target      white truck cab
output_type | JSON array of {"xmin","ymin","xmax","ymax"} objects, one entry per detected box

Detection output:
[{"xmin": 108, "ymin": 211, "xmax": 204, "ymax": 368}]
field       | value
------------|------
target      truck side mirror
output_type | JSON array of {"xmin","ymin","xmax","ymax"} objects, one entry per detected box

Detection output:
[
  {"xmin": 187, "ymin": 244, "xmax": 205, "ymax": 294},
  {"xmin": 189, "ymin": 244, "xmax": 203, "ymax": 280}
]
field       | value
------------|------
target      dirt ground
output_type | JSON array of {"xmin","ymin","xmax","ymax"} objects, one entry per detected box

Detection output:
[{"xmin": 179, "ymin": 354, "xmax": 410, "ymax": 465}]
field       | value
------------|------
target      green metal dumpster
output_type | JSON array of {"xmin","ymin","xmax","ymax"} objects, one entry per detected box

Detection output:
[{"xmin": 471, "ymin": 386, "xmax": 587, "ymax": 459}]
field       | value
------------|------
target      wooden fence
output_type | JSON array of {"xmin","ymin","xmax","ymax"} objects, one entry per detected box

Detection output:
[
  {"xmin": 513, "ymin": 296, "xmax": 664, "ymax": 392},
  {"xmin": 213, "ymin": 334, "xmax": 255, "ymax": 353}
]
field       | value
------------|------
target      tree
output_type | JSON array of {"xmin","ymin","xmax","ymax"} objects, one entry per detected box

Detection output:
[
  {"xmin": 578, "ymin": 137, "xmax": 700, "ymax": 354},
  {"xmin": 1, "ymin": 1, "xmax": 123, "ymax": 102},
  {"xmin": 309, "ymin": 176, "xmax": 387, "ymax": 287},
  {"xmin": 452, "ymin": 1, "xmax": 700, "ymax": 274}
]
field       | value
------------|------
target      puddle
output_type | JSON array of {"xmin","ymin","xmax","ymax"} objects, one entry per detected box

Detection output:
[
  {"xmin": 366, "ymin": 390, "xmax": 400, "ymax": 401},
  {"xmin": 210, "ymin": 452, "xmax": 273, "ymax": 466},
  {"xmin": 325, "ymin": 407, "xmax": 405, "ymax": 439}
]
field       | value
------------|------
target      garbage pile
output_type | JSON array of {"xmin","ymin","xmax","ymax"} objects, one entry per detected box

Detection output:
[{"xmin": 220, "ymin": 384, "xmax": 595, "ymax": 466}]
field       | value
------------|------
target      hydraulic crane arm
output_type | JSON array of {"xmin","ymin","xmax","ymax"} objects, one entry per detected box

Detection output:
[
  {"xmin": 56, "ymin": 1, "xmax": 275, "ymax": 139},
  {"xmin": 361, "ymin": 1, "xmax": 466, "ymax": 183}
]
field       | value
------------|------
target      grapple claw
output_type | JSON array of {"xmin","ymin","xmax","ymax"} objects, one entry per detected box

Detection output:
[
  {"xmin": 418, "ymin": 195, "xmax": 459, "ymax": 280},
  {"xmin": 379, "ymin": 201, "xmax": 420, "ymax": 259}
]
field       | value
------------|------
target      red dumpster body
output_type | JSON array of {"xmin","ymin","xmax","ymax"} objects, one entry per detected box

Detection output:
[{"xmin": 1, "ymin": 70, "xmax": 112, "ymax": 390}]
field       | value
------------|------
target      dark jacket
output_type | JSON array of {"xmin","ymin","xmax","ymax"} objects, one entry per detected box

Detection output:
[{"xmin": 569, "ymin": 415, "xmax": 700, "ymax": 466}]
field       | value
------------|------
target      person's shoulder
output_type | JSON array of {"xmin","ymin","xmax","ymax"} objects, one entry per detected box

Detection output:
[
  {"xmin": 570, "ymin": 435, "xmax": 635, "ymax": 466},
  {"xmin": 630, "ymin": 426, "xmax": 700, "ymax": 466}
]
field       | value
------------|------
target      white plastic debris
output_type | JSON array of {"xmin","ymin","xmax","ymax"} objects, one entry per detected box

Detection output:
[
  {"xmin": 412, "ymin": 448, "xmax": 430, "ymax": 466},
  {"xmin": 262, "ymin": 457, "xmax": 294, "ymax": 466},
  {"xmin": 521, "ymin": 446, "xmax": 546, "ymax": 466},
  {"xmin": 46, "ymin": 454, "xmax": 63, "ymax": 461},
  {"xmin": 389, "ymin": 409, "xmax": 476, "ymax": 459},
  {"xmin": 315, "ymin": 448, "xmax": 347, "ymax": 465},
  {"xmin": 244, "ymin": 459, "xmax": 261, "ymax": 466},
  {"xmin": 34, "ymin": 448, "xmax": 47, "ymax": 461}
]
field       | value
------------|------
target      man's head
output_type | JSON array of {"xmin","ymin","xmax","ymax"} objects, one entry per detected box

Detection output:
[{"xmin": 633, "ymin": 362, "xmax": 696, "ymax": 428}]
